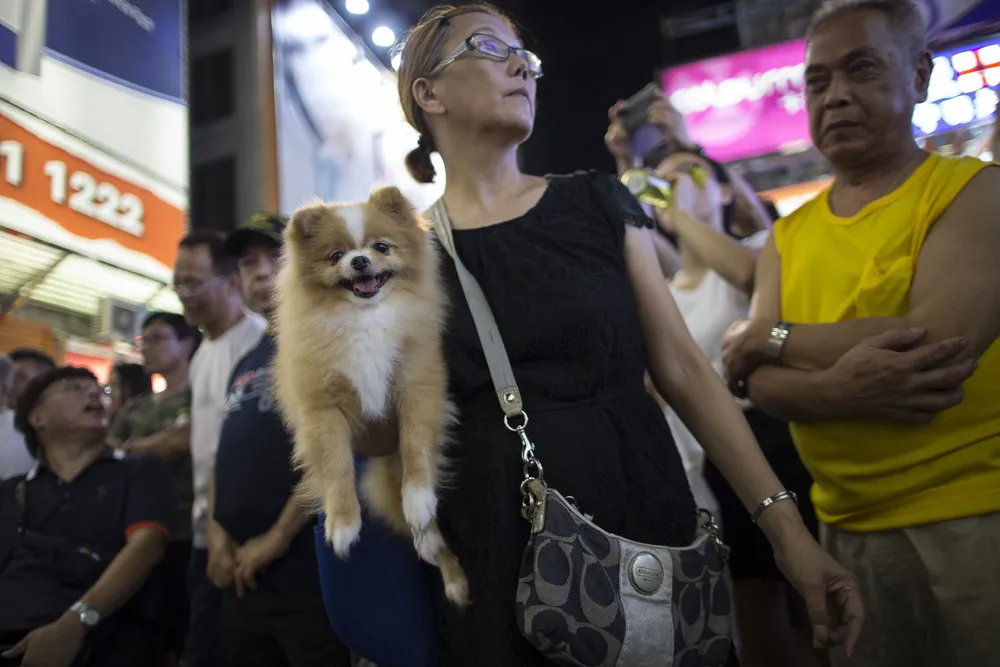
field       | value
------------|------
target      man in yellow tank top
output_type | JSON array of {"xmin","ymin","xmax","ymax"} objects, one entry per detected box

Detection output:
[{"xmin": 720, "ymin": 1, "xmax": 1000, "ymax": 665}]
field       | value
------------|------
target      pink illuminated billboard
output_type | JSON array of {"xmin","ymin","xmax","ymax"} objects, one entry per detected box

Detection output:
[{"xmin": 661, "ymin": 39, "xmax": 811, "ymax": 163}]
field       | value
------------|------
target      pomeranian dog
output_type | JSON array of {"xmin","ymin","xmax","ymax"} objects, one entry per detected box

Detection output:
[{"xmin": 272, "ymin": 185, "xmax": 468, "ymax": 606}]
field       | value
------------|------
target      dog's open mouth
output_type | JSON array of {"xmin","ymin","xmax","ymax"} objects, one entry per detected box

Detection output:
[{"xmin": 340, "ymin": 271, "xmax": 392, "ymax": 299}]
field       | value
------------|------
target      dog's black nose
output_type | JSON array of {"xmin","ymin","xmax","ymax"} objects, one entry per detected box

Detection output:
[{"xmin": 351, "ymin": 256, "xmax": 371, "ymax": 271}]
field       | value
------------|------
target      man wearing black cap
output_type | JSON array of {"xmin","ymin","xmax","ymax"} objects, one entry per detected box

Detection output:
[
  {"xmin": 211, "ymin": 214, "xmax": 350, "ymax": 666},
  {"xmin": 0, "ymin": 367, "xmax": 175, "ymax": 666}
]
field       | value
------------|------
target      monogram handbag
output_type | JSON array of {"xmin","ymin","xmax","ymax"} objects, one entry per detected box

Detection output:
[{"xmin": 428, "ymin": 193, "xmax": 735, "ymax": 667}]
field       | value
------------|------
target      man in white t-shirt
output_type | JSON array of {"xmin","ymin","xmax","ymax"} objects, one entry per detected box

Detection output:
[{"xmin": 173, "ymin": 230, "xmax": 266, "ymax": 667}]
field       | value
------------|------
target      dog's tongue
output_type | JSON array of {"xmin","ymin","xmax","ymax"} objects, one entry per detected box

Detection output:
[{"xmin": 353, "ymin": 275, "xmax": 379, "ymax": 295}]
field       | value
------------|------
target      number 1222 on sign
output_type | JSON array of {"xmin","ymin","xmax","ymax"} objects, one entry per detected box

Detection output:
[{"xmin": 0, "ymin": 140, "xmax": 145, "ymax": 237}]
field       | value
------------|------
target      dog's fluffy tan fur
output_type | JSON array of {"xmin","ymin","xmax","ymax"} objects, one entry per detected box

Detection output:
[{"xmin": 272, "ymin": 186, "xmax": 468, "ymax": 606}]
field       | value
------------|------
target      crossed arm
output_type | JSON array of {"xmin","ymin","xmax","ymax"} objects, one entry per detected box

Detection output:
[{"xmin": 740, "ymin": 167, "xmax": 1000, "ymax": 419}]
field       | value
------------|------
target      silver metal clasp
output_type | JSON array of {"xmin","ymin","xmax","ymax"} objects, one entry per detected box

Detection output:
[{"xmin": 507, "ymin": 410, "xmax": 547, "ymax": 528}]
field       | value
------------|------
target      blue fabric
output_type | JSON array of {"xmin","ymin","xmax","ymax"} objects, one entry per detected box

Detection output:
[{"xmin": 313, "ymin": 460, "xmax": 439, "ymax": 667}]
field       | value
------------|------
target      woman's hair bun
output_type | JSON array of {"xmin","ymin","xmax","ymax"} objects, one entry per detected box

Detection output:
[{"xmin": 405, "ymin": 141, "xmax": 437, "ymax": 184}]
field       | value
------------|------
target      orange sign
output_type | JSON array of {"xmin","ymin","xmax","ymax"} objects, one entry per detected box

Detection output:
[{"xmin": 0, "ymin": 112, "xmax": 185, "ymax": 269}]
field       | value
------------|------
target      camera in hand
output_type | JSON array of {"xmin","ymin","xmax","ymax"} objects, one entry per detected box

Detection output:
[
  {"xmin": 617, "ymin": 83, "xmax": 680, "ymax": 169},
  {"xmin": 621, "ymin": 167, "xmax": 708, "ymax": 209}
]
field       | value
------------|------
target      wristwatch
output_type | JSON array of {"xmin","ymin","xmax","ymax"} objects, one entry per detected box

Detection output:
[
  {"xmin": 763, "ymin": 321, "xmax": 793, "ymax": 360},
  {"xmin": 69, "ymin": 602, "xmax": 101, "ymax": 629}
]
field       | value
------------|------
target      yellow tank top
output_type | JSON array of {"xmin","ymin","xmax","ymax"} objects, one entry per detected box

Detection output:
[{"xmin": 773, "ymin": 153, "xmax": 1000, "ymax": 531}]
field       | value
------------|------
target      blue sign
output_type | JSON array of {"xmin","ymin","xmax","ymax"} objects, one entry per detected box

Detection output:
[
  {"xmin": 0, "ymin": 24, "xmax": 15, "ymax": 70},
  {"xmin": 913, "ymin": 36, "xmax": 1000, "ymax": 137},
  {"xmin": 45, "ymin": 0, "xmax": 182, "ymax": 101},
  {"xmin": 923, "ymin": 0, "xmax": 1000, "ymax": 46}
]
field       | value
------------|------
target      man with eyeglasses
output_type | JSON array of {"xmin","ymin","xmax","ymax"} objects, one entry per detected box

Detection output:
[
  {"xmin": 0, "ymin": 367, "xmax": 175, "ymax": 666},
  {"xmin": 107, "ymin": 311, "xmax": 201, "ymax": 663},
  {"xmin": 173, "ymin": 231, "xmax": 266, "ymax": 667}
]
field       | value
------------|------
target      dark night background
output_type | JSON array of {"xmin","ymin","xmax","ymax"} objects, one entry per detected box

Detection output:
[{"xmin": 339, "ymin": 0, "xmax": 741, "ymax": 176}]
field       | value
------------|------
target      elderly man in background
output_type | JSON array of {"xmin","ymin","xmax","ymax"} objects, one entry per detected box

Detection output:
[{"xmin": 723, "ymin": 1, "xmax": 1000, "ymax": 665}]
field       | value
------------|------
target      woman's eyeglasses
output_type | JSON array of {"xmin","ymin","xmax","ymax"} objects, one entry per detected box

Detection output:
[{"xmin": 429, "ymin": 33, "xmax": 543, "ymax": 79}]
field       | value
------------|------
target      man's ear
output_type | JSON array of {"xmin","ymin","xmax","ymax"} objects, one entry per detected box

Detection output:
[
  {"xmin": 914, "ymin": 50, "xmax": 933, "ymax": 103},
  {"xmin": 28, "ymin": 406, "xmax": 44, "ymax": 431},
  {"xmin": 412, "ymin": 77, "xmax": 446, "ymax": 118}
]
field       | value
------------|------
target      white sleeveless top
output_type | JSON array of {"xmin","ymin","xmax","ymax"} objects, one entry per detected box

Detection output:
[{"xmin": 664, "ymin": 230, "xmax": 767, "ymax": 512}]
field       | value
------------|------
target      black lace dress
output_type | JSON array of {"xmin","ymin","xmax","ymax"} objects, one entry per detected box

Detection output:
[{"xmin": 432, "ymin": 171, "xmax": 722, "ymax": 666}]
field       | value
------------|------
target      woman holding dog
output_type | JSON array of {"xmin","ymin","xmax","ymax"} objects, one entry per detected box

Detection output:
[{"xmin": 362, "ymin": 3, "xmax": 865, "ymax": 665}]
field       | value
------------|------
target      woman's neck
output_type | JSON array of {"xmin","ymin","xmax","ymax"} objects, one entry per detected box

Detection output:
[{"xmin": 438, "ymin": 132, "xmax": 525, "ymax": 214}]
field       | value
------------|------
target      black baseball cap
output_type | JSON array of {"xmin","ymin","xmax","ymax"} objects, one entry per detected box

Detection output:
[{"xmin": 225, "ymin": 212, "xmax": 288, "ymax": 257}]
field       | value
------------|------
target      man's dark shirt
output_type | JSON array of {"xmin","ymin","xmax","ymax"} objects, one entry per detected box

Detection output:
[
  {"xmin": 0, "ymin": 449, "xmax": 176, "ymax": 631},
  {"xmin": 214, "ymin": 335, "xmax": 318, "ymax": 594},
  {"xmin": 109, "ymin": 387, "xmax": 194, "ymax": 542}
]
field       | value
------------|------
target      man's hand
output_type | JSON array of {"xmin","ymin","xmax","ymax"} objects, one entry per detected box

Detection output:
[
  {"xmin": 1, "ymin": 613, "xmax": 87, "ymax": 667},
  {"xmin": 792, "ymin": 329, "xmax": 974, "ymax": 423},
  {"xmin": 722, "ymin": 318, "xmax": 774, "ymax": 391},
  {"xmin": 234, "ymin": 529, "xmax": 291, "ymax": 597},
  {"xmin": 206, "ymin": 520, "xmax": 238, "ymax": 589}
]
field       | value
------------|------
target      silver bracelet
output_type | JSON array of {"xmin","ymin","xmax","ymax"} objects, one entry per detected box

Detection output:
[
  {"xmin": 750, "ymin": 490, "xmax": 798, "ymax": 524},
  {"xmin": 763, "ymin": 322, "xmax": 793, "ymax": 360}
]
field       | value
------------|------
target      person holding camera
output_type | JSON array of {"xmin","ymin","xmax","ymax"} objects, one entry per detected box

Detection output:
[
  {"xmin": 606, "ymin": 93, "xmax": 824, "ymax": 667},
  {"xmin": 605, "ymin": 93, "xmax": 774, "ymax": 250}
]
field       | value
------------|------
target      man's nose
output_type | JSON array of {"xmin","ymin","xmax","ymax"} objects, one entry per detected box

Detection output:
[
  {"xmin": 351, "ymin": 255, "xmax": 371, "ymax": 271},
  {"xmin": 823, "ymin": 72, "xmax": 852, "ymax": 108}
]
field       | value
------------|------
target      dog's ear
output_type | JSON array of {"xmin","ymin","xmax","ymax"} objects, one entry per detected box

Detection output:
[
  {"xmin": 288, "ymin": 202, "xmax": 326, "ymax": 242},
  {"xmin": 368, "ymin": 186, "xmax": 413, "ymax": 218}
]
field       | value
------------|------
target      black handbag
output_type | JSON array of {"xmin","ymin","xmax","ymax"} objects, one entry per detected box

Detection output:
[{"xmin": 427, "ymin": 194, "xmax": 734, "ymax": 667}]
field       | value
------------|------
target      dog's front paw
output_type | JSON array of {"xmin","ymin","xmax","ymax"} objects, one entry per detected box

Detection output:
[
  {"xmin": 324, "ymin": 509, "xmax": 362, "ymax": 559},
  {"xmin": 402, "ymin": 484, "xmax": 437, "ymax": 532}
]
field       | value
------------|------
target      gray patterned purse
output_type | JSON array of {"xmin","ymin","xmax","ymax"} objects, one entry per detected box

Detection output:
[{"xmin": 429, "ymin": 198, "xmax": 734, "ymax": 667}]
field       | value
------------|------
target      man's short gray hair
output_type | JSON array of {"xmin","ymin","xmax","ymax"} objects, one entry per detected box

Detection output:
[
  {"xmin": 0, "ymin": 355, "xmax": 12, "ymax": 396},
  {"xmin": 809, "ymin": 0, "xmax": 928, "ymax": 58}
]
